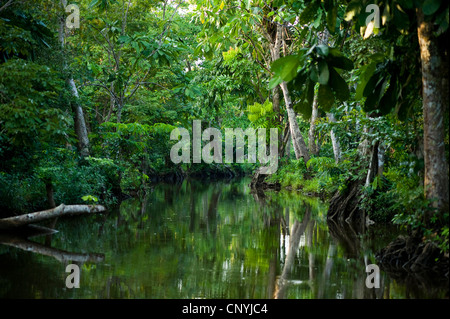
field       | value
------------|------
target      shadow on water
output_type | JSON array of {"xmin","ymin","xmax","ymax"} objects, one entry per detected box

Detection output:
[{"xmin": 0, "ymin": 177, "xmax": 447, "ymax": 298}]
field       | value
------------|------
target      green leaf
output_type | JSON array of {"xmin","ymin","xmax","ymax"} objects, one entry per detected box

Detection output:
[
  {"xmin": 299, "ymin": 0, "xmax": 320, "ymax": 25},
  {"xmin": 309, "ymin": 66, "xmax": 319, "ymax": 82},
  {"xmin": 327, "ymin": 48, "xmax": 354, "ymax": 70},
  {"xmin": 281, "ymin": 56, "xmax": 301, "ymax": 82},
  {"xmin": 289, "ymin": 69, "xmax": 308, "ymax": 91},
  {"xmin": 271, "ymin": 54, "xmax": 303, "ymax": 82},
  {"xmin": 355, "ymin": 62, "xmax": 377, "ymax": 100},
  {"xmin": 372, "ymin": 176, "xmax": 378, "ymax": 190},
  {"xmin": 118, "ymin": 35, "xmax": 129, "ymax": 43},
  {"xmin": 363, "ymin": 77, "xmax": 388, "ymax": 112},
  {"xmin": 369, "ymin": 53, "xmax": 387, "ymax": 63},
  {"xmin": 317, "ymin": 60, "xmax": 330, "ymax": 85},
  {"xmin": 313, "ymin": 10, "xmax": 323, "ymax": 28},
  {"xmin": 294, "ymin": 79, "xmax": 314, "ymax": 119},
  {"xmin": 294, "ymin": 100, "xmax": 312, "ymax": 120},
  {"xmin": 327, "ymin": 4, "xmax": 338, "ymax": 34},
  {"xmin": 363, "ymin": 71, "xmax": 382, "ymax": 97},
  {"xmin": 88, "ymin": 0, "xmax": 100, "ymax": 9},
  {"xmin": 315, "ymin": 44, "xmax": 329, "ymax": 57},
  {"xmin": 378, "ymin": 77, "xmax": 398, "ymax": 115},
  {"xmin": 423, "ymin": 0, "xmax": 441, "ymax": 15},
  {"xmin": 317, "ymin": 84, "xmax": 334, "ymax": 111},
  {"xmin": 245, "ymin": 0, "xmax": 251, "ymax": 10},
  {"xmin": 344, "ymin": 1, "xmax": 362, "ymax": 21},
  {"xmin": 306, "ymin": 79, "xmax": 315, "ymax": 106},
  {"xmin": 328, "ymin": 67, "xmax": 349, "ymax": 101},
  {"xmin": 269, "ymin": 76, "xmax": 283, "ymax": 90}
]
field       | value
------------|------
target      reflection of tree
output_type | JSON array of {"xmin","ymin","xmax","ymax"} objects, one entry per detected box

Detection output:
[
  {"xmin": 327, "ymin": 219, "xmax": 362, "ymax": 259},
  {"xmin": 326, "ymin": 219, "xmax": 387, "ymax": 299},
  {"xmin": 306, "ymin": 219, "xmax": 316, "ymax": 295},
  {"xmin": 102, "ymin": 276, "xmax": 135, "ymax": 298},
  {"xmin": 189, "ymin": 180, "xmax": 197, "ymax": 232},
  {"xmin": 274, "ymin": 205, "xmax": 311, "ymax": 299},
  {"xmin": 0, "ymin": 231, "xmax": 104, "ymax": 263}
]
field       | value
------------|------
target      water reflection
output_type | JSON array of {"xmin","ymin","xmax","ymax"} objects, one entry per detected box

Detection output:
[{"xmin": 0, "ymin": 178, "xmax": 446, "ymax": 298}]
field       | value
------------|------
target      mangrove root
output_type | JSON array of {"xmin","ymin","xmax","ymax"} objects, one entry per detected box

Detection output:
[{"xmin": 376, "ymin": 233, "xmax": 449, "ymax": 285}]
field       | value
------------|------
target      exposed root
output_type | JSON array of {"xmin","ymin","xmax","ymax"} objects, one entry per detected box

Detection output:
[{"xmin": 376, "ymin": 233, "xmax": 449, "ymax": 295}]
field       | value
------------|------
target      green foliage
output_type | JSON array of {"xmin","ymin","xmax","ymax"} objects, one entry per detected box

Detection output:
[
  {"xmin": 0, "ymin": 172, "xmax": 46, "ymax": 215},
  {"xmin": 81, "ymin": 195, "xmax": 99, "ymax": 204},
  {"xmin": 0, "ymin": 59, "xmax": 71, "ymax": 146},
  {"xmin": 272, "ymin": 44, "xmax": 353, "ymax": 118},
  {"xmin": 247, "ymin": 99, "xmax": 279, "ymax": 130}
]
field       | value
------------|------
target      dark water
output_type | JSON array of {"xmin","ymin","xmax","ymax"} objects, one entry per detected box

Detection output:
[{"xmin": 0, "ymin": 178, "xmax": 447, "ymax": 298}]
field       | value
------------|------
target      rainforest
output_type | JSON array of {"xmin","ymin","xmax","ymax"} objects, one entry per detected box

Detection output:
[{"xmin": 0, "ymin": 0, "xmax": 448, "ymax": 300}]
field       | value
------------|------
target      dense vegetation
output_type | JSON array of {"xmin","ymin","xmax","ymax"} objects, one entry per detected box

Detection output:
[{"xmin": 0, "ymin": 0, "xmax": 448, "ymax": 262}]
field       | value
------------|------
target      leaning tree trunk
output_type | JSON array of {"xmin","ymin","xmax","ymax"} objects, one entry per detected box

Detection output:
[
  {"xmin": 59, "ymin": 0, "xmax": 90, "ymax": 158},
  {"xmin": 68, "ymin": 78, "xmax": 90, "ymax": 157},
  {"xmin": 417, "ymin": 9, "xmax": 449, "ymax": 219},
  {"xmin": 271, "ymin": 24, "xmax": 310, "ymax": 163},
  {"xmin": 280, "ymin": 82, "xmax": 311, "ymax": 163}
]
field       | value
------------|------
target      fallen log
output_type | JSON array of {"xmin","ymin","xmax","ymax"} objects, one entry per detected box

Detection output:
[{"xmin": 0, "ymin": 204, "xmax": 106, "ymax": 230}]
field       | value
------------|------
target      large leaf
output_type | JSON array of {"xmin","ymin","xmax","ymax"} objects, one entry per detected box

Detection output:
[
  {"xmin": 344, "ymin": 0, "xmax": 362, "ymax": 21},
  {"xmin": 423, "ymin": 0, "xmax": 441, "ymax": 15},
  {"xmin": 355, "ymin": 62, "xmax": 377, "ymax": 100},
  {"xmin": 289, "ymin": 68, "xmax": 308, "ymax": 92},
  {"xmin": 317, "ymin": 84, "xmax": 334, "ymax": 112},
  {"xmin": 271, "ymin": 54, "xmax": 303, "ymax": 83},
  {"xmin": 328, "ymin": 67, "xmax": 350, "ymax": 101},
  {"xmin": 294, "ymin": 79, "xmax": 314, "ymax": 119},
  {"xmin": 326, "ymin": 3, "xmax": 338, "ymax": 34},
  {"xmin": 294, "ymin": 100, "xmax": 312, "ymax": 119},
  {"xmin": 315, "ymin": 44, "xmax": 329, "ymax": 57},
  {"xmin": 299, "ymin": 0, "xmax": 320, "ymax": 25},
  {"xmin": 317, "ymin": 60, "xmax": 330, "ymax": 85},
  {"xmin": 327, "ymin": 48, "xmax": 354, "ymax": 70},
  {"xmin": 269, "ymin": 76, "xmax": 283, "ymax": 90},
  {"xmin": 309, "ymin": 65, "xmax": 319, "ymax": 82},
  {"xmin": 378, "ymin": 76, "xmax": 398, "ymax": 115},
  {"xmin": 363, "ymin": 71, "xmax": 382, "ymax": 97},
  {"xmin": 363, "ymin": 77, "xmax": 388, "ymax": 112}
]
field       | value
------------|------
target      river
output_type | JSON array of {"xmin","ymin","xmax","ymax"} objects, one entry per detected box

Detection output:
[{"xmin": 0, "ymin": 178, "xmax": 447, "ymax": 298}]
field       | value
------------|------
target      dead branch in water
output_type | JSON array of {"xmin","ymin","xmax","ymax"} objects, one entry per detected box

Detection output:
[{"xmin": 0, "ymin": 204, "xmax": 106, "ymax": 230}]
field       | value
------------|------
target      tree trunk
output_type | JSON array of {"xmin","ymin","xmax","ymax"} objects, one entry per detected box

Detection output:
[
  {"xmin": 0, "ymin": 204, "xmax": 106, "ymax": 230},
  {"xmin": 280, "ymin": 82, "xmax": 310, "ymax": 163},
  {"xmin": 357, "ymin": 123, "xmax": 371, "ymax": 159},
  {"xmin": 270, "ymin": 23, "xmax": 310, "ymax": 163},
  {"xmin": 327, "ymin": 112, "xmax": 341, "ymax": 163},
  {"xmin": 365, "ymin": 140, "xmax": 379, "ymax": 188},
  {"xmin": 68, "ymin": 78, "xmax": 90, "ymax": 157},
  {"xmin": 417, "ymin": 9, "xmax": 449, "ymax": 217},
  {"xmin": 377, "ymin": 142, "xmax": 385, "ymax": 176},
  {"xmin": 308, "ymin": 95, "xmax": 319, "ymax": 155},
  {"xmin": 59, "ymin": 0, "xmax": 90, "ymax": 158},
  {"xmin": 45, "ymin": 181, "xmax": 56, "ymax": 208}
]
